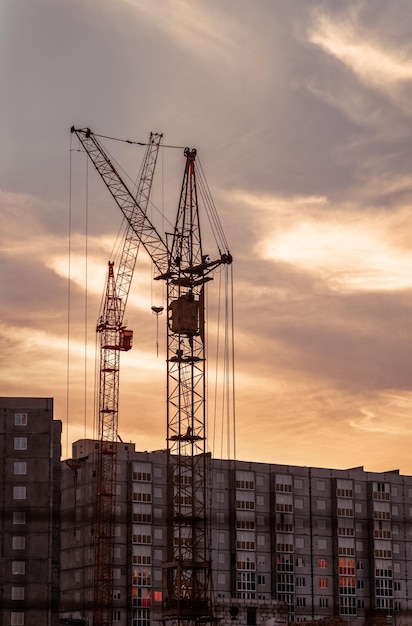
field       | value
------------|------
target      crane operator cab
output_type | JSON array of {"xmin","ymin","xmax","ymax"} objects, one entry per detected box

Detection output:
[
  {"xmin": 119, "ymin": 328, "xmax": 133, "ymax": 351},
  {"xmin": 169, "ymin": 293, "xmax": 199, "ymax": 335}
]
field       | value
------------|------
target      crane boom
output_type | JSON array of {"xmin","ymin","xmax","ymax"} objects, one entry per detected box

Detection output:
[
  {"xmin": 92, "ymin": 132, "xmax": 163, "ymax": 626},
  {"xmin": 71, "ymin": 126, "xmax": 232, "ymax": 626},
  {"xmin": 71, "ymin": 127, "xmax": 168, "ymax": 274}
]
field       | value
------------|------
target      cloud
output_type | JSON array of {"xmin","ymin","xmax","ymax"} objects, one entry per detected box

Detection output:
[
  {"xmin": 310, "ymin": 10, "xmax": 412, "ymax": 87},
  {"xmin": 120, "ymin": 0, "xmax": 265, "ymax": 78},
  {"xmin": 307, "ymin": 4, "xmax": 412, "ymax": 128}
]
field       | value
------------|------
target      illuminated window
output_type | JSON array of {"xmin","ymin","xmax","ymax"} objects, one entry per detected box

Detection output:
[
  {"xmin": 318, "ymin": 558, "xmax": 328, "ymax": 568},
  {"xmin": 339, "ymin": 558, "xmax": 355, "ymax": 576}
]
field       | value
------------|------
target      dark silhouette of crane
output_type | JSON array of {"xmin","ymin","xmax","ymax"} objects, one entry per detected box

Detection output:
[{"xmin": 71, "ymin": 126, "xmax": 232, "ymax": 626}]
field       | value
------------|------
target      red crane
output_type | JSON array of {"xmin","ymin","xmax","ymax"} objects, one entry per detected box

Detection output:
[
  {"xmin": 91, "ymin": 131, "xmax": 162, "ymax": 626},
  {"xmin": 71, "ymin": 126, "xmax": 232, "ymax": 625}
]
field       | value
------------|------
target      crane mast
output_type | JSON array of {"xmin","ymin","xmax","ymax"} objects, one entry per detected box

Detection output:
[
  {"xmin": 92, "ymin": 132, "xmax": 163, "ymax": 626},
  {"xmin": 161, "ymin": 147, "xmax": 214, "ymax": 624},
  {"xmin": 71, "ymin": 127, "xmax": 232, "ymax": 626}
]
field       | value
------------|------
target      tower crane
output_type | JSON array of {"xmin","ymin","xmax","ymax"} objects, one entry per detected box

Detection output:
[
  {"xmin": 92, "ymin": 131, "xmax": 162, "ymax": 626},
  {"xmin": 71, "ymin": 126, "xmax": 232, "ymax": 626}
]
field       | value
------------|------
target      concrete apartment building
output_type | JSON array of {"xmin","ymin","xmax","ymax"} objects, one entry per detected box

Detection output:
[
  {"xmin": 60, "ymin": 438, "xmax": 412, "ymax": 626},
  {"xmin": 0, "ymin": 397, "xmax": 62, "ymax": 626}
]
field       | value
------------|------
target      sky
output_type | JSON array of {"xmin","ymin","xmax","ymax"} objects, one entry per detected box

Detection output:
[{"xmin": 1, "ymin": 0, "xmax": 412, "ymax": 473}]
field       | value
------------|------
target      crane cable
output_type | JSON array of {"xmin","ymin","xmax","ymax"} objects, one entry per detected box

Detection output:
[
  {"xmin": 84, "ymin": 156, "xmax": 89, "ymax": 441},
  {"xmin": 89, "ymin": 130, "xmax": 185, "ymax": 151},
  {"xmin": 66, "ymin": 135, "xmax": 73, "ymax": 459},
  {"xmin": 210, "ymin": 262, "xmax": 236, "ymax": 461}
]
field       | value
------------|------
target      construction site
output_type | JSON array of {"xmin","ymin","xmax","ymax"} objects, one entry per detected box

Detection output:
[{"xmin": 3, "ymin": 129, "xmax": 412, "ymax": 626}]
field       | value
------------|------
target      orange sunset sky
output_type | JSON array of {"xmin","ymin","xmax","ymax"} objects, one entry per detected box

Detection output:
[{"xmin": 2, "ymin": 1, "xmax": 412, "ymax": 473}]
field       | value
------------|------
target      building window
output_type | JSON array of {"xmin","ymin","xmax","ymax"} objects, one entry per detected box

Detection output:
[
  {"xmin": 14, "ymin": 437, "xmax": 27, "ymax": 451},
  {"xmin": 336, "ymin": 480, "xmax": 353, "ymax": 498},
  {"xmin": 13, "ymin": 487, "xmax": 26, "ymax": 500},
  {"xmin": 133, "ymin": 513, "xmax": 152, "ymax": 524},
  {"xmin": 277, "ymin": 573, "xmax": 294, "ymax": 593},
  {"xmin": 14, "ymin": 462, "xmax": 27, "ymax": 475},
  {"xmin": 133, "ymin": 534, "xmax": 152, "ymax": 545},
  {"xmin": 11, "ymin": 587, "xmax": 25, "ymax": 600},
  {"xmin": 12, "ymin": 537, "xmax": 26, "ymax": 550},
  {"xmin": 319, "ymin": 597, "xmax": 329, "ymax": 608},
  {"xmin": 318, "ymin": 539, "xmax": 327, "ymax": 549},
  {"xmin": 113, "ymin": 611, "xmax": 121, "ymax": 621},
  {"xmin": 319, "ymin": 578, "xmax": 328, "ymax": 588},
  {"xmin": 317, "ymin": 499, "xmax": 326, "ymax": 510},
  {"xmin": 258, "ymin": 575, "xmax": 265, "ymax": 585},
  {"xmin": 236, "ymin": 479, "xmax": 255, "ymax": 490},
  {"xmin": 296, "ymin": 597, "xmax": 306, "ymax": 607},
  {"xmin": 133, "ymin": 492, "xmax": 152, "ymax": 503},
  {"xmin": 339, "ymin": 558, "xmax": 355, "ymax": 575},
  {"xmin": 339, "ymin": 595, "xmax": 356, "ymax": 615},
  {"xmin": 13, "ymin": 512, "xmax": 26, "ymax": 525},
  {"xmin": 133, "ymin": 471, "xmax": 152, "ymax": 482},
  {"xmin": 12, "ymin": 561, "xmax": 25, "ymax": 575},
  {"xmin": 237, "ymin": 560, "xmax": 256, "ymax": 571},
  {"xmin": 236, "ymin": 498, "xmax": 255, "ymax": 510},
  {"xmin": 11, "ymin": 613, "xmax": 24, "ymax": 626},
  {"xmin": 276, "ymin": 555, "xmax": 293, "ymax": 572},
  {"xmin": 14, "ymin": 413, "xmax": 28, "ymax": 426},
  {"xmin": 236, "ymin": 520, "xmax": 255, "ymax": 530},
  {"xmin": 295, "ymin": 557, "xmax": 305, "ymax": 567},
  {"xmin": 275, "ymin": 478, "xmax": 293, "ymax": 493},
  {"xmin": 318, "ymin": 558, "xmax": 328, "ymax": 568},
  {"xmin": 276, "ymin": 542, "xmax": 294, "ymax": 553},
  {"xmin": 316, "ymin": 480, "xmax": 326, "ymax": 491},
  {"xmin": 236, "ymin": 540, "xmax": 255, "ymax": 551},
  {"xmin": 296, "ymin": 577, "xmax": 305, "ymax": 587}
]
